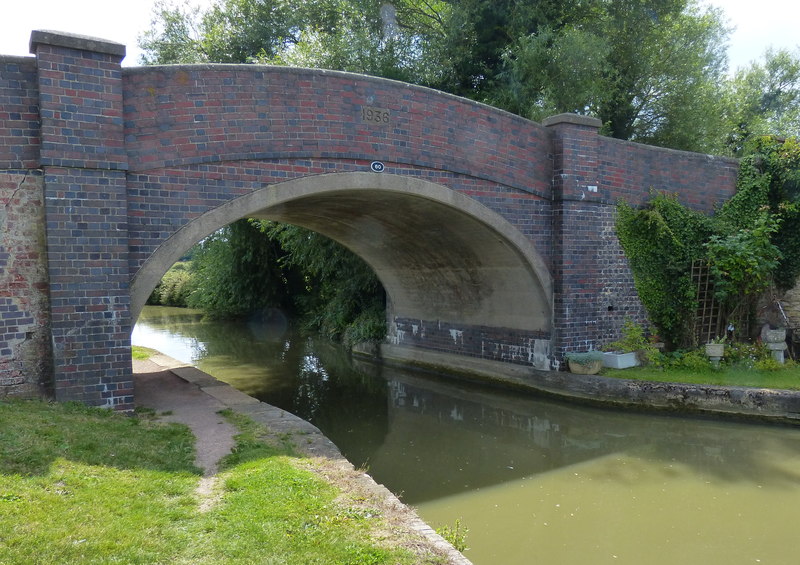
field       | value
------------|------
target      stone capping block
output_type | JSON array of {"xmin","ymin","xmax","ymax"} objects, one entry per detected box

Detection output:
[
  {"xmin": 542, "ymin": 112, "xmax": 602, "ymax": 129},
  {"xmin": 200, "ymin": 383, "xmax": 260, "ymax": 406},
  {"xmin": 29, "ymin": 29, "xmax": 126, "ymax": 59},
  {"xmin": 170, "ymin": 366, "xmax": 221, "ymax": 388}
]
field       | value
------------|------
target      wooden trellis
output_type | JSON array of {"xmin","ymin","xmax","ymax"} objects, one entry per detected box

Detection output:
[
  {"xmin": 692, "ymin": 260, "xmax": 752, "ymax": 344},
  {"xmin": 692, "ymin": 260, "xmax": 721, "ymax": 345}
]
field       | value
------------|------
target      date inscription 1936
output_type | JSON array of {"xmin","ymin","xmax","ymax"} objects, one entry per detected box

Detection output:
[{"xmin": 361, "ymin": 106, "xmax": 390, "ymax": 125}]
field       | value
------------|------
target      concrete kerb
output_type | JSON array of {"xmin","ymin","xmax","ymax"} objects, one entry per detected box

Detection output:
[
  {"xmin": 150, "ymin": 356, "xmax": 473, "ymax": 565},
  {"xmin": 376, "ymin": 344, "xmax": 800, "ymax": 425}
]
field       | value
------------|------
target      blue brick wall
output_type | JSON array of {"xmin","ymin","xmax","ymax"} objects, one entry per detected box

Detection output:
[{"xmin": 31, "ymin": 33, "xmax": 133, "ymax": 409}]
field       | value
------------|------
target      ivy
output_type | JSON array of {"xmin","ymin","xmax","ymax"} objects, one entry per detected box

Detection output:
[
  {"xmin": 616, "ymin": 135, "xmax": 800, "ymax": 350},
  {"xmin": 616, "ymin": 193, "xmax": 713, "ymax": 348},
  {"xmin": 720, "ymin": 136, "xmax": 800, "ymax": 289},
  {"xmin": 704, "ymin": 212, "xmax": 782, "ymax": 302}
]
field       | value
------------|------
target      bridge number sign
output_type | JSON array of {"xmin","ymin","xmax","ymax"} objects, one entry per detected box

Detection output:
[{"xmin": 361, "ymin": 106, "xmax": 390, "ymax": 125}]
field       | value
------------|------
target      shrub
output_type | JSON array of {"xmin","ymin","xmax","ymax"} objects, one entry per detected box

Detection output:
[
  {"xmin": 565, "ymin": 350, "xmax": 605, "ymax": 366},
  {"xmin": 147, "ymin": 262, "xmax": 194, "ymax": 307}
]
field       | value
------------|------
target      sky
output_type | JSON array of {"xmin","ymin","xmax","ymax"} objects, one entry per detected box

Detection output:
[{"xmin": 0, "ymin": 0, "xmax": 797, "ymax": 72}]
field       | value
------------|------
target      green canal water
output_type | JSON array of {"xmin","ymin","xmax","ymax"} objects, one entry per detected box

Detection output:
[{"xmin": 133, "ymin": 306, "xmax": 800, "ymax": 564}]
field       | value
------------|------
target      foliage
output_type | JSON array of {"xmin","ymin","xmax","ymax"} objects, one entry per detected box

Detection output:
[
  {"xmin": 617, "ymin": 136, "xmax": 800, "ymax": 348},
  {"xmin": 131, "ymin": 345, "xmax": 157, "ymax": 360},
  {"xmin": 722, "ymin": 48, "xmax": 800, "ymax": 155},
  {"xmin": 603, "ymin": 318, "xmax": 650, "ymax": 352},
  {"xmin": 266, "ymin": 222, "xmax": 386, "ymax": 345},
  {"xmin": 186, "ymin": 219, "xmax": 301, "ymax": 319},
  {"xmin": 602, "ymin": 318, "xmax": 660, "ymax": 365},
  {"xmin": 723, "ymin": 341, "xmax": 770, "ymax": 368},
  {"xmin": 720, "ymin": 136, "xmax": 800, "ymax": 290},
  {"xmin": 565, "ymin": 350, "xmax": 605, "ymax": 366},
  {"xmin": 489, "ymin": 0, "xmax": 730, "ymax": 152},
  {"xmin": 147, "ymin": 262, "xmax": 194, "ymax": 307},
  {"xmin": 704, "ymin": 211, "xmax": 782, "ymax": 302},
  {"xmin": 603, "ymin": 342, "xmax": 800, "ymax": 389},
  {"xmin": 435, "ymin": 518, "xmax": 469, "ymax": 553},
  {"xmin": 615, "ymin": 194, "xmax": 714, "ymax": 348}
]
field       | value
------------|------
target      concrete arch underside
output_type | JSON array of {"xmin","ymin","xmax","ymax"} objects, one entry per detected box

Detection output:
[{"xmin": 131, "ymin": 172, "xmax": 553, "ymax": 348}]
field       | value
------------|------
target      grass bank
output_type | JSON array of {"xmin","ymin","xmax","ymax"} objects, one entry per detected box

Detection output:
[
  {"xmin": 0, "ymin": 398, "xmax": 448, "ymax": 564},
  {"xmin": 601, "ymin": 363, "xmax": 800, "ymax": 390}
]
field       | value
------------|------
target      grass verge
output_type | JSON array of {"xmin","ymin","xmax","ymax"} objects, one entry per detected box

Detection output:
[
  {"xmin": 131, "ymin": 345, "xmax": 158, "ymax": 360},
  {"xmin": 0, "ymin": 400, "xmax": 447, "ymax": 564},
  {"xmin": 601, "ymin": 363, "xmax": 800, "ymax": 390}
]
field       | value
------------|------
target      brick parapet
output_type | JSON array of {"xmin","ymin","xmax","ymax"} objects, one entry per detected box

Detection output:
[
  {"xmin": 31, "ymin": 31, "xmax": 127, "ymax": 171},
  {"xmin": 121, "ymin": 65, "xmax": 553, "ymax": 197},
  {"xmin": 598, "ymin": 137, "xmax": 739, "ymax": 212}
]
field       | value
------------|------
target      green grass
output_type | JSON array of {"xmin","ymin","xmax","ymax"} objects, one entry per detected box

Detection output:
[
  {"xmin": 601, "ymin": 363, "xmax": 800, "ymax": 390},
  {"xmin": 131, "ymin": 345, "xmax": 157, "ymax": 360},
  {"xmin": 0, "ymin": 400, "xmax": 443, "ymax": 565}
]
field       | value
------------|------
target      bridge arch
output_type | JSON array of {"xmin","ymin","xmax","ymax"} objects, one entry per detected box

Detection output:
[
  {"xmin": 131, "ymin": 172, "xmax": 553, "ymax": 336},
  {"xmin": 1, "ymin": 30, "xmax": 740, "ymax": 409}
]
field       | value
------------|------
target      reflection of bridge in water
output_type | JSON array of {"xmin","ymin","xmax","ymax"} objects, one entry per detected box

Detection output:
[{"xmin": 359, "ymin": 364, "xmax": 797, "ymax": 505}]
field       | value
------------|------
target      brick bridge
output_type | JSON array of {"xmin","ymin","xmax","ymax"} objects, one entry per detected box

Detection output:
[{"xmin": 0, "ymin": 31, "xmax": 738, "ymax": 410}]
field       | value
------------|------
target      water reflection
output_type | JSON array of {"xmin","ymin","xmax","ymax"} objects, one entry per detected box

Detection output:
[{"xmin": 134, "ymin": 307, "xmax": 800, "ymax": 565}]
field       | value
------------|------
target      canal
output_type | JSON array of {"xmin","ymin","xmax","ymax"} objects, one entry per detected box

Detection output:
[{"xmin": 133, "ymin": 306, "xmax": 800, "ymax": 564}]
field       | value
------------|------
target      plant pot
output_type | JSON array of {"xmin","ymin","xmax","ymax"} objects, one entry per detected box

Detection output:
[
  {"xmin": 568, "ymin": 360, "xmax": 602, "ymax": 375},
  {"xmin": 704, "ymin": 343, "xmax": 725, "ymax": 358},
  {"xmin": 602, "ymin": 351, "xmax": 639, "ymax": 369}
]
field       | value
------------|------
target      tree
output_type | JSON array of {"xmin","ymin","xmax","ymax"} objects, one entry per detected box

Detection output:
[
  {"xmin": 187, "ymin": 219, "xmax": 302, "ymax": 319},
  {"xmin": 265, "ymin": 223, "xmax": 386, "ymax": 345},
  {"xmin": 722, "ymin": 48, "xmax": 800, "ymax": 155},
  {"xmin": 490, "ymin": 0, "xmax": 730, "ymax": 152},
  {"xmin": 138, "ymin": 0, "xmax": 207, "ymax": 64}
]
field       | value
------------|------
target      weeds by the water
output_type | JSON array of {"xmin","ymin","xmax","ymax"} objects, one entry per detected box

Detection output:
[
  {"xmin": 132, "ymin": 345, "xmax": 157, "ymax": 360},
  {"xmin": 436, "ymin": 518, "xmax": 469, "ymax": 552}
]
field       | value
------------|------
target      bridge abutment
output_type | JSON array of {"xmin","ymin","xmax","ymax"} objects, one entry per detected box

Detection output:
[
  {"xmin": 545, "ymin": 114, "xmax": 646, "ymax": 362},
  {"xmin": 31, "ymin": 31, "xmax": 134, "ymax": 409}
]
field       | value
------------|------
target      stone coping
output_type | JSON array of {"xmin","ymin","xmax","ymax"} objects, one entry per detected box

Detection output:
[
  {"xmin": 144, "ymin": 356, "xmax": 473, "ymax": 565},
  {"xmin": 29, "ymin": 30, "xmax": 126, "ymax": 59},
  {"xmin": 376, "ymin": 344, "xmax": 800, "ymax": 425}
]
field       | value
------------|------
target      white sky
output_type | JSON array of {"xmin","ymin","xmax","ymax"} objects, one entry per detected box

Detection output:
[{"xmin": 0, "ymin": 0, "xmax": 797, "ymax": 72}]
